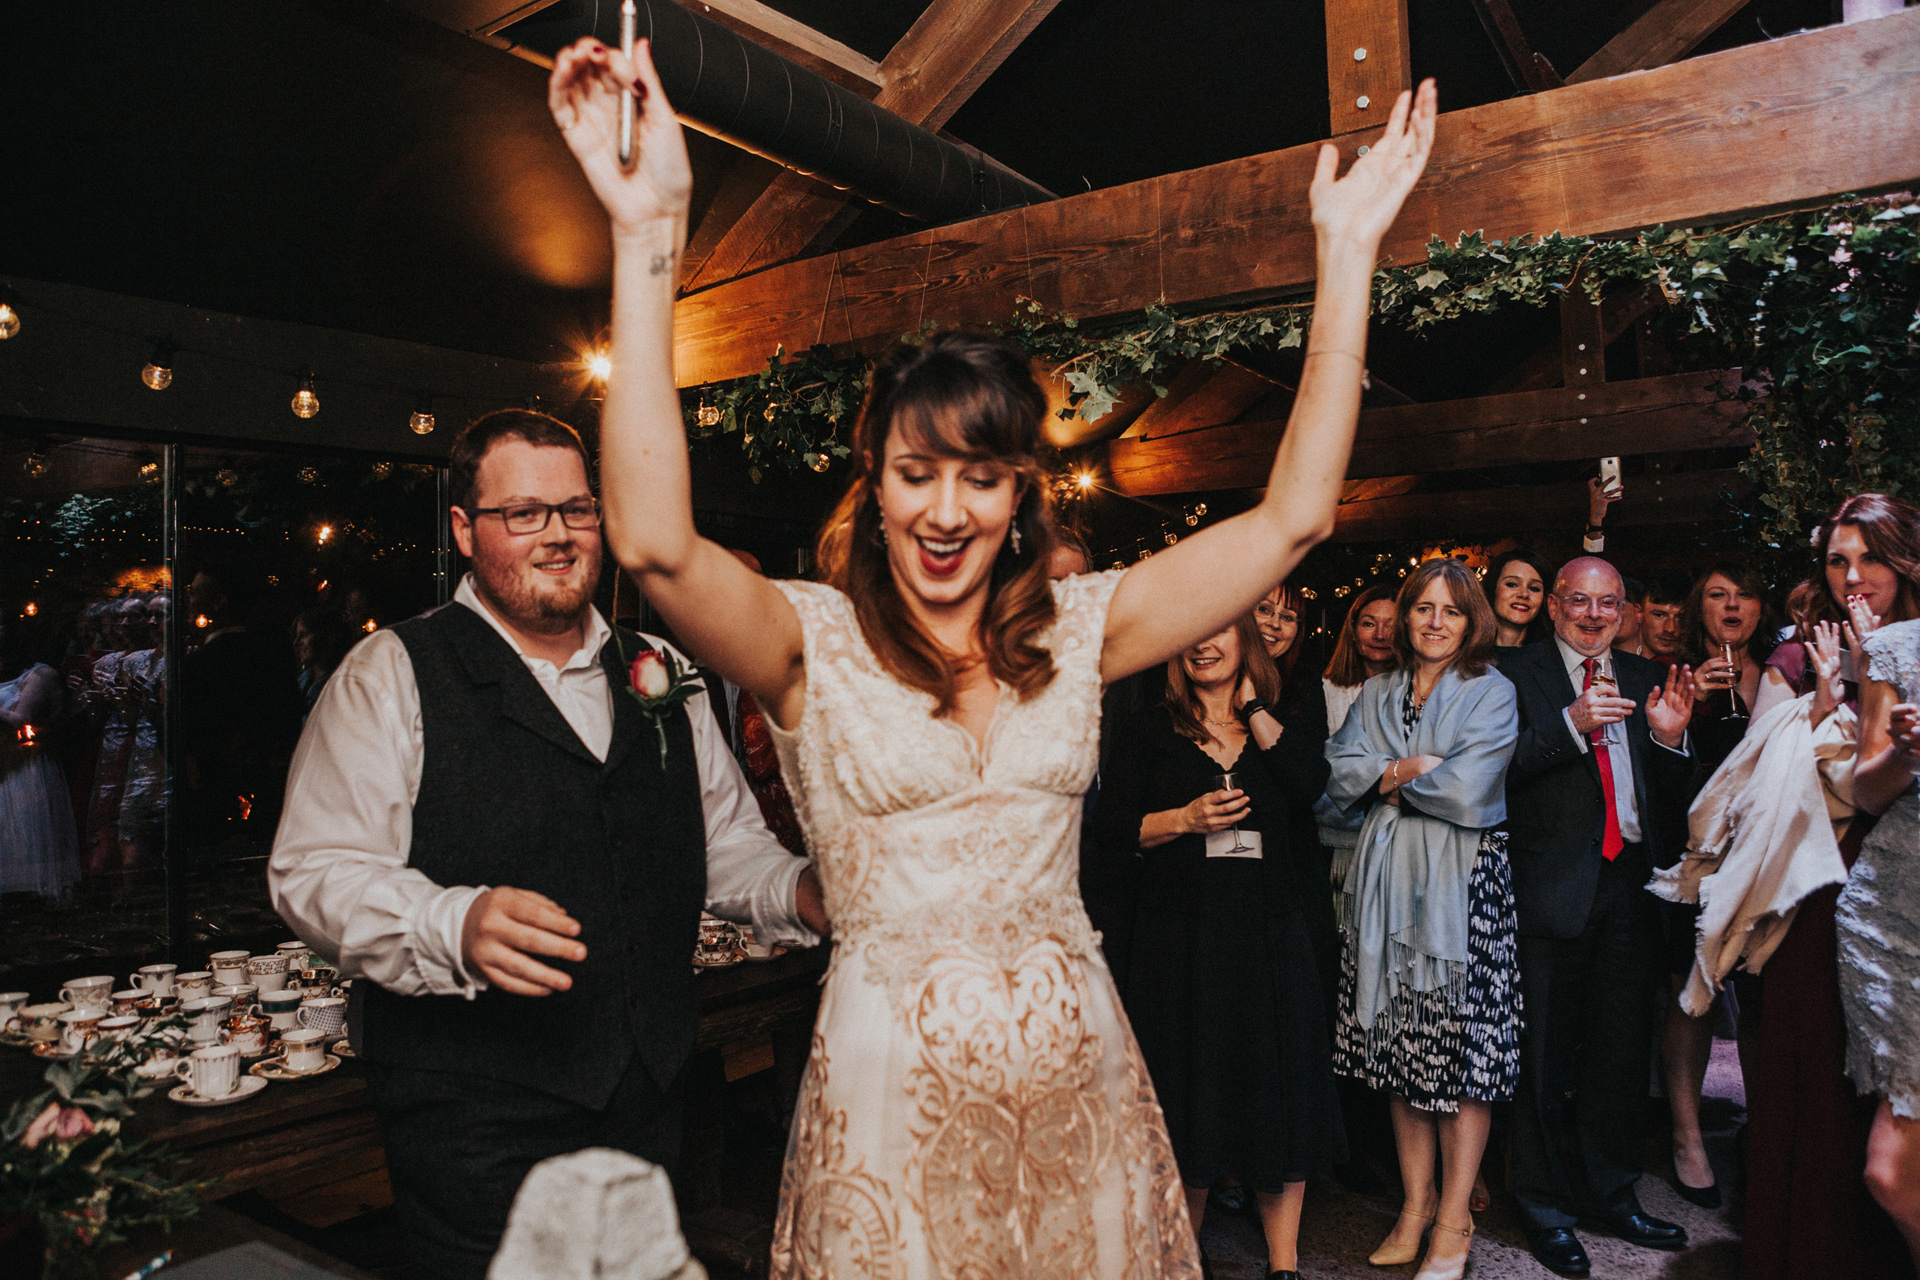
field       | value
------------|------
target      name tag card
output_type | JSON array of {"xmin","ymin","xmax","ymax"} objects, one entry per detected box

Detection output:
[{"xmin": 1205, "ymin": 830, "xmax": 1263, "ymax": 859}]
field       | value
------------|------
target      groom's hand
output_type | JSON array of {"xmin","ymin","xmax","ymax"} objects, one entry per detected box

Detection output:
[{"xmin": 462, "ymin": 887, "xmax": 586, "ymax": 997}]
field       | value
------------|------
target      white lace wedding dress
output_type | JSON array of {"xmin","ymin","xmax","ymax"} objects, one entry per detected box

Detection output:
[{"xmin": 765, "ymin": 569, "xmax": 1200, "ymax": 1280}]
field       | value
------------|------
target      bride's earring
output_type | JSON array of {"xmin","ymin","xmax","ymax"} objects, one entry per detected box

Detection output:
[{"xmin": 1009, "ymin": 524, "xmax": 1023, "ymax": 556}]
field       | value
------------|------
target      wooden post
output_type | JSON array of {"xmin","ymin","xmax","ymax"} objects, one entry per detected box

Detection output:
[
  {"xmin": 1561, "ymin": 291, "xmax": 1606, "ymax": 388},
  {"xmin": 1324, "ymin": 0, "xmax": 1410, "ymax": 137}
]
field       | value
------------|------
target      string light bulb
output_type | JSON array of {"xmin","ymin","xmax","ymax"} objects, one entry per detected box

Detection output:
[
  {"xmin": 141, "ymin": 342, "xmax": 174, "ymax": 390},
  {"xmin": 409, "ymin": 392, "xmax": 435, "ymax": 435},
  {"xmin": 1075, "ymin": 471, "xmax": 1096, "ymax": 491},
  {"xmin": 696, "ymin": 395, "xmax": 720, "ymax": 429},
  {"xmin": 586, "ymin": 350, "xmax": 612, "ymax": 381},
  {"xmin": 807, "ymin": 452, "xmax": 830, "ymax": 473},
  {"xmin": 23, "ymin": 451, "xmax": 49, "ymax": 479},
  {"xmin": 0, "ymin": 288, "xmax": 20, "ymax": 341},
  {"xmin": 291, "ymin": 373, "xmax": 320, "ymax": 419}
]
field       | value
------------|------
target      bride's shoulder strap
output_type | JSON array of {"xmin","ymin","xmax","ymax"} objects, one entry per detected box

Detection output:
[{"xmin": 1049, "ymin": 567, "xmax": 1128, "ymax": 672}]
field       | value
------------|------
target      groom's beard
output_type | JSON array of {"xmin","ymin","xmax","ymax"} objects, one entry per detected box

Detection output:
[{"xmin": 472, "ymin": 529, "xmax": 602, "ymax": 636}]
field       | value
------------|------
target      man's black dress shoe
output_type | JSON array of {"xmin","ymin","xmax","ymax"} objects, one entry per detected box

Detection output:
[
  {"xmin": 1530, "ymin": 1227, "xmax": 1592, "ymax": 1277},
  {"xmin": 1581, "ymin": 1209, "xmax": 1688, "ymax": 1250}
]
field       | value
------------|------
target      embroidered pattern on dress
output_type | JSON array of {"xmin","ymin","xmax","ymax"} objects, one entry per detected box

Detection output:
[{"xmin": 771, "ymin": 1035, "xmax": 902, "ymax": 1280}]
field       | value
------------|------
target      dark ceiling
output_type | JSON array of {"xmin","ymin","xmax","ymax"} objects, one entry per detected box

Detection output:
[{"xmin": 2, "ymin": 0, "xmax": 1830, "ymax": 377}]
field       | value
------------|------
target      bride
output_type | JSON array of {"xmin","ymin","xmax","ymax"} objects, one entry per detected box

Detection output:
[{"xmin": 549, "ymin": 38, "xmax": 1435, "ymax": 1279}]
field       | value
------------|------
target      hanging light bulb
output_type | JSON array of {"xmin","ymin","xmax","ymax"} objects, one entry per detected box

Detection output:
[
  {"xmin": 291, "ymin": 373, "xmax": 320, "ymax": 419},
  {"xmin": 807, "ymin": 452, "xmax": 830, "ymax": 473},
  {"xmin": 696, "ymin": 395, "xmax": 720, "ymax": 429},
  {"xmin": 141, "ymin": 341, "xmax": 174, "ymax": 390},
  {"xmin": 586, "ymin": 350, "xmax": 612, "ymax": 381},
  {"xmin": 409, "ymin": 392, "xmax": 435, "ymax": 435},
  {"xmin": 23, "ymin": 449, "xmax": 49, "ymax": 479},
  {"xmin": 0, "ymin": 289, "xmax": 20, "ymax": 341}
]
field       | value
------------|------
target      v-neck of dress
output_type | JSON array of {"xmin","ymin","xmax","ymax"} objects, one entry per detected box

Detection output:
[
  {"xmin": 937, "ymin": 679, "xmax": 1008, "ymax": 776},
  {"xmin": 1191, "ymin": 735, "xmax": 1248, "ymax": 776}
]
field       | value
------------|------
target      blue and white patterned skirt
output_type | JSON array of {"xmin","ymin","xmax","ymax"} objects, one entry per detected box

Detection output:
[{"xmin": 1331, "ymin": 831, "xmax": 1523, "ymax": 1113}]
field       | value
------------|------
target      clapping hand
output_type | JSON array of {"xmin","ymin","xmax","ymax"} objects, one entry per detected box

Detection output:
[
  {"xmin": 1308, "ymin": 80, "xmax": 1437, "ymax": 250},
  {"xmin": 1808, "ymin": 620, "xmax": 1846, "ymax": 727},
  {"xmin": 549, "ymin": 37, "xmax": 693, "ymax": 234},
  {"xmin": 1890, "ymin": 704, "xmax": 1920, "ymax": 760},
  {"xmin": 1646, "ymin": 662, "xmax": 1696, "ymax": 749},
  {"xmin": 1844, "ymin": 594, "xmax": 1882, "ymax": 651}
]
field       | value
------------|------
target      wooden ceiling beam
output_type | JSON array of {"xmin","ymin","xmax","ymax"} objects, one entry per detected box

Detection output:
[
  {"xmin": 1333, "ymin": 469, "xmax": 1749, "ymax": 541},
  {"xmin": 1102, "ymin": 370, "xmax": 1751, "ymax": 496},
  {"xmin": 1325, "ymin": 0, "xmax": 1411, "ymax": 137},
  {"xmin": 673, "ymin": 10, "xmax": 1920, "ymax": 387},
  {"xmin": 1487, "ymin": 285, "xmax": 1661, "ymax": 395},
  {"xmin": 1568, "ymin": 0, "xmax": 1751, "ymax": 84},
  {"xmin": 681, "ymin": 0, "xmax": 1067, "ymax": 292},
  {"xmin": 1466, "ymin": 0, "xmax": 1563, "ymax": 92},
  {"xmin": 1120, "ymin": 361, "xmax": 1282, "ymax": 440}
]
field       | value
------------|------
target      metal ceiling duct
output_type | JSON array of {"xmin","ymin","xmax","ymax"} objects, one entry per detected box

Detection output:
[{"xmin": 506, "ymin": 0, "xmax": 1053, "ymax": 223}]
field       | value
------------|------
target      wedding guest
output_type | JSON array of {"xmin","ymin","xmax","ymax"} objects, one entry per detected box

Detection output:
[
  {"xmin": 1325, "ymin": 559, "xmax": 1520, "ymax": 1280},
  {"xmin": 1485, "ymin": 549, "xmax": 1550, "ymax": 655},
  {"xmin": 0, "ymin": 611, "xmax": 81, "ymax": 899},
  {"xmin": 1741, "ymin": 493, "xmax": 1920, "ymax": 1280},
  {"xmin": 1098, "ymin": 612, "xmax": 1345, "ymax": 1280},
  {"xmin": 292, "ymin": 605, "xmax": 353, "ymax": 713},
  {"xmin": 1616, "ymin": 577, "xmax": 1645, "ymax": 655},
  {"xmin": 1636, "ymin": 570, "xmax": 1691, "ymax": 666},
  {"xmin": 1658, "ymin": 560, "xmax": 1772, "ymax": 1207},
  {"xmin": 1319, "ymin": 586, "xmax": 1400, "ymax": 899},
  {"xmin": 1846, "ymin": 614, "xmax": 1920, "ymax": 1272},
  {"xmin": 115, "ymin": 593, "xmax": 167, "ymax": 868},
  {"xmin": 1502, "ymin": 556, "xmax": 1696, "ymax": 1277},
  {"xmin": 269, "ymin": 410, "xmax": 828, "ymax": 1280}
]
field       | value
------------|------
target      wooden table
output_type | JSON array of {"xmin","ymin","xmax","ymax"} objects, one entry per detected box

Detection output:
[{"xmin": 2, "ymin": 947, "xmax": 829, "ymax": 1200}]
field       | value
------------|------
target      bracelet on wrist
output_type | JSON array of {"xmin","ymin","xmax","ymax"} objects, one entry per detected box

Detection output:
[{"xmin": 1236, "ymin": 698, "xmax": 1269, "ymax": 723}]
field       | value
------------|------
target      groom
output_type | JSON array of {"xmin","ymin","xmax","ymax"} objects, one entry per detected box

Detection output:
[{"xmin": 269, "ymin": 409, "xmax": 828, "ymax": 1280}]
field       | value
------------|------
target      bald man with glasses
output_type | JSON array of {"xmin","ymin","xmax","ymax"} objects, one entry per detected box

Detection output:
[{"xmin": 1498, "ymin": 557, "xmax": 1698, "ymax": 1278}]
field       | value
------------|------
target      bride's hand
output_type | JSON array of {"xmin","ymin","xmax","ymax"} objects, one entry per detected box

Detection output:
[
  {"xmin": 549, "ymin": 37, "xmax": 692, "ymax": 235},
  {"xmin": 1308, "ymin": 79, "xmax": 1437, "ymax": 251}
]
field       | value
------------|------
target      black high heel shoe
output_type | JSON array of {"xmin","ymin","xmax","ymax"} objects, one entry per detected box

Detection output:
[{"xmin": 1672, "ymin": 1176, "xmax": 1722, "ymax": 1209}]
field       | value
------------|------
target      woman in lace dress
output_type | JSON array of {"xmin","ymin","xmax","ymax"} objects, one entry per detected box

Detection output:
[
  {"xmin": 548, "ymin": 35, "xmax": 1435, "ymax": 1279},
  {"xmin": 1847, "ymin": 617, "xmax": 1920, "ymax": 1270}
]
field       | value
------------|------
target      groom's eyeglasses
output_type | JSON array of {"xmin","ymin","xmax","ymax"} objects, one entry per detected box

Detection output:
[{"xmin": 464, "ymin": 499, "xmax": 602, "ymax": 535}]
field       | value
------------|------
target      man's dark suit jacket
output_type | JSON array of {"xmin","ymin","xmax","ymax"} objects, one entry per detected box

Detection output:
[{"xmin": 1502, "ymin": 640, "xmax": 1697, "ymax": 939}]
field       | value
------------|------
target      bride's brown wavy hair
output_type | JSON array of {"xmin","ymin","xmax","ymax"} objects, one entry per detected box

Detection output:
[{"xmin": 816, "ymin": 332, "xmax": 1061, "ymax": 715}]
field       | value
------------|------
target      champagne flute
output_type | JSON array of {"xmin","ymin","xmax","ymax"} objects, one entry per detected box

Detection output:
[
  {"xmin": 1720, "ymin": 641, "xmax": 1748, "ymax": 722},
  {"xmin": 1213, "ymin": 772, "xmax": 1253, "ymax": 855}
]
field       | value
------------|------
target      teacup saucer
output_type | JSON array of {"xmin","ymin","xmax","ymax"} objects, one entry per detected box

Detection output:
[
  {"xmin": 168, "ymin": 1075, "xmax": 268, "ymax": 1107},
  {"xmin": 744, "ymin": 945, "xmax": 789, "ymax": 963},
  {"xmin": 331, "ymin": 1039, "xmax": 355, "ymax": 1059},
  {"xmin": 0, "ymin": 1031, "xmax": 33, "ymax": 1049},
  {"xmin": 133, "ymin": 1057, "xmax": 181, "ymax": 1080},
  {"xmin": 250, "ymin": 1053, "xmax": 341, "ymax": 1081},
  {"xmin": 31, "ymin": 1042, "xmax": 78, "ymax": 1061}
]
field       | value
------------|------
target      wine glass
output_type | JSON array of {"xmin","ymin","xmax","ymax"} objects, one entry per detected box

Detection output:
[
  {"xmin": 1213, "ymin": 771, "xmax": 1253, "ymax": 855},
  {"xmin": 1719, "ymin": 641, "xmax": 1749, "ymax": 723}
]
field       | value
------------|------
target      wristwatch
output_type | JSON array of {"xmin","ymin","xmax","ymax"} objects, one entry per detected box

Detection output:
[{"xmin": 1236, "ymin": 697, "xmax": 1269, "ymax": 723}]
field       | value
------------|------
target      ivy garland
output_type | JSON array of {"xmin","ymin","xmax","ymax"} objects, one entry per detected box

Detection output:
[{"xmin": 682, "ymin": 195, "xmax": 1920, "ymax": 558}]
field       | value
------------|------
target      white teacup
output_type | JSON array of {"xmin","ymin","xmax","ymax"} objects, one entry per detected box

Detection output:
[
  {"xmin": 296, "ymin": 996, "xmax": 347, "ymax": 1038},
  {"xmin": 181, "ymin": 995, "xmax": 233, "ymax": 1044},
  {"xmin": 10, "ymin": 1002, "xmax": 71, "ymax": 1042},
  {"xmin": 59, "ymin": 975, "xmax": 115, "ymax": 1012},
  {"xmin": 97, "ymin": 1015, "xmax": 142, "ymax": 1042},
  {"xmin": 174, "ymin": 971, "xmax": 214, "ymax": 1002},
  {"xmin": 0, "ymin": 992, "xmax": 29, "ymax": 1028},
  {"xmin": 245, "ymin": 954, "xmax": 289, "ymax": 993},
  {"xmin": 281, "ymin": 1027, "xmax": 327, "ymax": 1073},
  {"xmin": 208, "ymin": 951, "xmax": 249, "ymax": 984},
  {"xmin": 132, "ymin": 963, "xmax": 178, "ymax": 997},
  {"xmin": 175, "ymin": 1043, "xmax": 241, "ymax": 1098},
  {"xmin": 213, "ymin": 983, "xmax": 258, "ymax": 1015},
  {"xmin": 276, "ymin": 941, "xmax": 312, "ymax": 973},
  {"xmin": 58, "ymin": 1009, "xmax": 105, "ymax": 1054}
]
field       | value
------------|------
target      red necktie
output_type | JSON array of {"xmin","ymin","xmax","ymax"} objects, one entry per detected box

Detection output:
[{"xmin": 1583, "ymin": 658, "xmax": 1626, "ymax": 861}]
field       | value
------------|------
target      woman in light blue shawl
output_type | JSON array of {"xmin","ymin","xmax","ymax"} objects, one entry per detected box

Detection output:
[{"xmin": 1324, "ymin": 559, "xmax": 1521, "ymax": 1280}]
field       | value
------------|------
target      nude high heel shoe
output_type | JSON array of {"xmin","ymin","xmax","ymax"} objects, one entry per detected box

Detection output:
[
  {"xmin": 1413, "ymin": 1220, "xmax": 1474, "ymax": 1280},
  {"xmin": 1368, "ymin": 1205, "xmax": 1436, "ymax": 1266}
]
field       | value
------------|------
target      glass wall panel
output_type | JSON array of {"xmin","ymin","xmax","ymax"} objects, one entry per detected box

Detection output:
[
  {"xmin": 0, "ymin": 432, "xmax": 170, "ymax": 976},
  {"xmin": 174, "ymin": 448, "xmax": 443, "ymax": 954}
]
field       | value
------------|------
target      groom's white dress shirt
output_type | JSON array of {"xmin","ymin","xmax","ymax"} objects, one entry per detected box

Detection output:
[{"xmin": 269, "ymin": 574, "xmax": 818, "ymax": 1000}]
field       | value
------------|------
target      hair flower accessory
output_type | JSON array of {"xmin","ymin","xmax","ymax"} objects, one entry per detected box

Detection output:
[{"xmin": 621, "ymin": 643, "xmax": 705, "ymax": 768}]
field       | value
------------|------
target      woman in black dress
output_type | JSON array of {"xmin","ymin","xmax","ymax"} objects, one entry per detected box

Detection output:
[{"xmin": 1097, "ymin": 611, "xmax": 1345, "ymax": 1280}]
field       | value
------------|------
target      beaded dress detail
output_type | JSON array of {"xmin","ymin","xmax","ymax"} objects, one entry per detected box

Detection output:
[{"xmin": 765, "ymin": 569, "xmax": 1200, "ymax": 1280}]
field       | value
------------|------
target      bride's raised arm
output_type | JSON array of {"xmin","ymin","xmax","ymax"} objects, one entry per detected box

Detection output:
[
  {"xmin": 550, "ymin": 38, "xmax": 807, "ymax": 719},
  {"xmin": 1100, "ymin": 81, "xmax": 1437, "ymax": 685}
]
